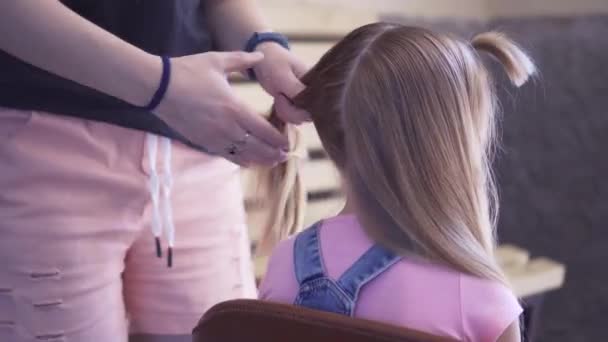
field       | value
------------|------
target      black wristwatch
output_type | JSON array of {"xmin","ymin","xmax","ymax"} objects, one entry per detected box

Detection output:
[{"xmin": 243, "ymin": 32, "xmax": 290, "ymax": 80}]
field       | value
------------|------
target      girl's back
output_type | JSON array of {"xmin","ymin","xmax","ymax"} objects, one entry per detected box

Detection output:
[{"xmin": 259, "ymin": 215, "xmax": 522, "ymax": 342}]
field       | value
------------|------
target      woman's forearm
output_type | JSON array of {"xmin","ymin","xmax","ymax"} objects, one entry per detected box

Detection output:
[
  {"xmin": 0, "ymin": 0, "xmax": 159, "ymax": 107},
  {"xmin": 205, "ymin": 0, "xmax": 273, "ymax": 52}
]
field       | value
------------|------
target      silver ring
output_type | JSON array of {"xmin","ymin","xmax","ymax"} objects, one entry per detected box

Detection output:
[
  {"xmin": 226, "ymin": 132, "xmax": 250, "ymax": 156},
  {"xmin": 226, "ymin": 143, "xmax": 239, "ymax": 155}
]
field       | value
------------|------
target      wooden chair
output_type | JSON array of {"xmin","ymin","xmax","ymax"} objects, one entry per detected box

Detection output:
[
  {"xmin": 193, "ymin": 299, "xmax": 457, "ymax": 342},
  {"xmin": 235, "ymin": 4, "xmax": 566, "ymax": 341}
]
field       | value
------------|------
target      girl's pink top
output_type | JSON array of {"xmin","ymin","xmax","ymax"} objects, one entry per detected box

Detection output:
[{"xmin": 259, "ymin": 214, "xmax": 522, "ymax": 342}]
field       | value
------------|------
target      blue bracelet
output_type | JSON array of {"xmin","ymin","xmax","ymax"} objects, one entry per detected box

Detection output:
[
  {"xmin": 244, "ymin": 32, "xmax": 290, "ymax": 81},
  {"xmin": 143, "ymin": 55, "xmax": 171, "ymax": 112}
]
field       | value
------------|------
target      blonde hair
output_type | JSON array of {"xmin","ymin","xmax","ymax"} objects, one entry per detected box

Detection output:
[{"xmin": 258, "ymin": 24, "xmax": 535, "ymax": 284}]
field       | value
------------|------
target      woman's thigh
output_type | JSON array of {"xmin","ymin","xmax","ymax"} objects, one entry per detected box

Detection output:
[
  {"xmin": 0, "ymin": 109, "xmax": 148, "ymax": 341},
  {"xmin": 123, "ymin": 140, "xmax": 257, "ymax": 336}
]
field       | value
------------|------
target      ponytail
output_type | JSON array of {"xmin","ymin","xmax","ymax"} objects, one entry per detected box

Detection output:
[
  {"xmin": 472, "ymin": 32, "xmax": 536, "ymax": 87},
  {"xmin": 254, "ymin": 110, "xmax": 307, "ymax": 256}
]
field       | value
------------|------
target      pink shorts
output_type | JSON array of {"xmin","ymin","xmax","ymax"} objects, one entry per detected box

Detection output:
[{"xmin": 0, "ymin": 108, "xmax": 256, "ymax": 341}]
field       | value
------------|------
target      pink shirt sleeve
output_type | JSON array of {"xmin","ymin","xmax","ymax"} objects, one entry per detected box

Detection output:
[
  {"xmin": 460, "ymin": 275, "xmax": 523, "ymax": 342},
  {"xmin": 258, "ymin": 237, "xmax": 299, "ymax": 302}
]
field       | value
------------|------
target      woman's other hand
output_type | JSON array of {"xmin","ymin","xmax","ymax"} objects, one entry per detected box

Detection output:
[
  {"xmin": 155, "ymin": 51, "xmax": 289, "ymax": 167},
  {"xmin": 253, "ymin": 42, "xmax": 311, "ymax": 125}
]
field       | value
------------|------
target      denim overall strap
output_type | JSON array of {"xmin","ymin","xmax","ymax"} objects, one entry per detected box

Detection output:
[
  {"xmin": 293, "ymin": 222, "xmax": 325, "ymax": 285},
  {"xmin": 293, "ymin": 221, "xmax": 354, "ymax": 315},
  {"xmin": 336, "ymin": 244, "xmax": 402, "ymax": 301}
]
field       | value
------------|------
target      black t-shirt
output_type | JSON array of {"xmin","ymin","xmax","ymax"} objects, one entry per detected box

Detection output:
[{"xmin": 0, "ymin": 0, "xmax": 214, "ymax": 150}]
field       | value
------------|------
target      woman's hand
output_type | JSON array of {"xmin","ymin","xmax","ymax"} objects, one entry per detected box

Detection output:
[
  {"xmin": 203, "ymin": 0, "xmax": 311, "ymax": 127},
  {"xmin": 253, "ymin": 42, "xmax": 311, "ymax": 125},
  {"xmin": 155, "ymin": 51, "xmax": 289, "ymax": 166}
]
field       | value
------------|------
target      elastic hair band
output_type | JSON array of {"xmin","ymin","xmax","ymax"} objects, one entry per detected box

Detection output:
[
  {"xmin": 285, "ymin": 127, "xmax": 306, "ymax": 159},
  {"xmin": 142, "ymin": 55, "xmax": 171, "ymax": 112},
  {"xmin": 244, "ymin": 32, "xmax": 290, "ymax": 81}
]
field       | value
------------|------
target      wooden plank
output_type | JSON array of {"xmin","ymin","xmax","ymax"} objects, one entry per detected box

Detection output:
[
  {"xmin": 234, "ymin": 83, "xmax": 273, "ymax": 114},
  {"xmin": 246, "ymin": 210, "xmax": 265, "ymax": 242},
  {"xmin": 254, "ymin": 255, "xmax": 270, "ymax": 281},
  {"xmin": 300, "ymin": 160, "xmax": 341, "ymax": 192},
  {"xmin": 258, "ymin": 2, "xmax": 378, "ymax": 37},
  {"xmin": 303, "ymin": 197, "xmax": 346, "ymax": 226},
  {"xmin": 496, "ymin": 244, "xmax": 530, "ymax": 271},
  {"xmin": 291, "ymin": 42, "xmax": 335, "ymax": 67},
  {"xmin": 300, "ymin": 123, "xmax": 323, "ymax": 149},
  {"xmin": 508, "ymin": 257, "xmax": 566, "ymax": 298}
]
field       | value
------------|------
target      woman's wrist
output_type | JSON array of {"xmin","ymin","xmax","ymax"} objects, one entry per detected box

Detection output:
[
  {"xmin": 140, "ymin": 56, "xmax": 171, "ymax": 112},
  {"xmin": 245, "ymin": 32, "xmax": 290, "ymax": 80},
  {"xmin": 120, "ymin": 51, "xmax": 164, "ymax": 109}
]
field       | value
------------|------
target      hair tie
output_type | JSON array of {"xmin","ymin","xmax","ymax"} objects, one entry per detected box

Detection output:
[
  {"xmin": 285, "ymin": 127, "xmax": 306, "ymax": 159},
  {"xmin": 142, "ymin": 56, "xmax": 171, "ymax": 112}
]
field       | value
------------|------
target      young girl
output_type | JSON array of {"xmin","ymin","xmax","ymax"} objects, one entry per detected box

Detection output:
[{"xmin": 256, "ymin": 23, "xmax": 536, "ymax": 342}]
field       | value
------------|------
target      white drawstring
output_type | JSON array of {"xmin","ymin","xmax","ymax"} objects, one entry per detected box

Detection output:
[
  {"xmin": 160, "ymin": 136, "xmax": 175, "ymax": 267},
  {"xmin": 146, "ymin": 133, "xmax": 176, "ymax": 267},
  {"xmin": 146, "ymin": 133, "xmax": 163, "ymax": 258}
]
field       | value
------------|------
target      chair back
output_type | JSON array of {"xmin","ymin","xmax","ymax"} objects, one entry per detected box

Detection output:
[{"xmin": 193, "ymin": 299, "xmax": 458, "ymax": 342}]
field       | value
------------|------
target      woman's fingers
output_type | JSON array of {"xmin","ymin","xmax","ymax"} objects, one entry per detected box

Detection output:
[
  {"xmin": 155, "ymin": 51, "xmax": 293, "ymax": 167},
  {"xmin": 270, "ymin": 68, "xmax": 311, "ymax": 124},
  {"xmin": 274, "ymin": 93, "xmax": 310, "ymax": 124},
  {"xmin": 233, "ymin": 99, "xmax": 289, "ymax": 150},
  {"xmin": 221, "ymin": 149, "xmax": 249, "ymax": 167},
  {"xmin": 218, "ymin": 51, "xmax": 264, "ymax": 73},
  {"xmin": 240, "ymin": 133, "xmax": 287, "ymax": 165},
  {"xmin": 219, "ymin": 127, "xmax": 287, "ymax": 167},
  {"xmin": 212, "ymin": 99, "xmax": 288, "ymax": 166},
  {"xmin": 291, "ymin": 58, "xmax": 310, "ymax": 79},
  {"xmin": 275, "ymin": 67, "xmax": 305, "ymax": 99}
]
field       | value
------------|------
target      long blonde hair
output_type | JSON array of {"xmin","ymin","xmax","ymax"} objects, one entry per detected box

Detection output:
[{"xmin": 258, "ymin": 23, "xmax": 535, "ymax": 284}]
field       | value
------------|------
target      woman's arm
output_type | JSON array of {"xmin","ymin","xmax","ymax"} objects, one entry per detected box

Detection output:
[
  {"xmin": 205, "ymin": 0, "xmax": 273, "ymax": 51},
  {"xmin": 0, "ymin": 0, "xmax": 159, "ymax": 107},
  {"xmin": 0, "ymin": 0, "xmax": 288, "ymax": 166}
]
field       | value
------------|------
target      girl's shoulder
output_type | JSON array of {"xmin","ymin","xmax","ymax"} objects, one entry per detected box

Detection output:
[
  {"xmin": 257, "ymin": 234, "xmax": 298, "ymax": 301},
  {"xmin": 373, "ymin": 260, "xmax": 522, "ymax": 341},
  {"xmin": 458, "ymin": 272, "xmax": 523, "ymax": 342}
]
